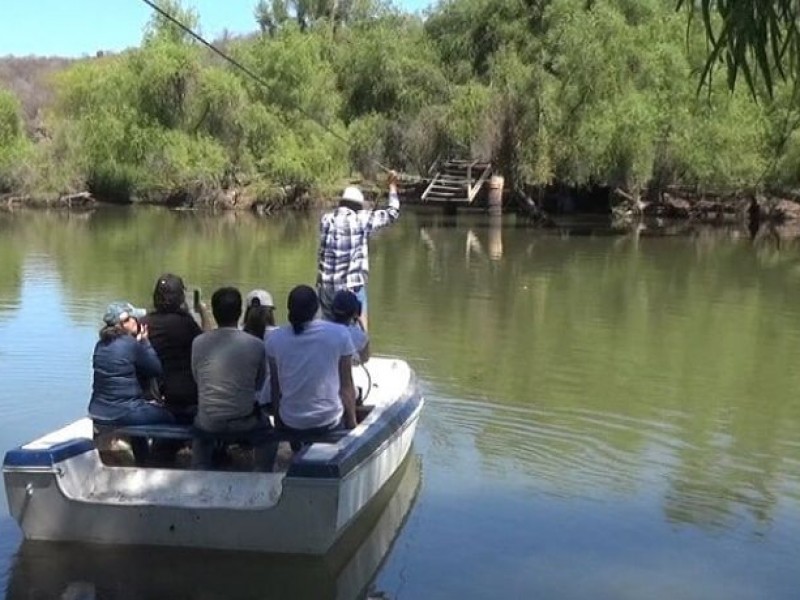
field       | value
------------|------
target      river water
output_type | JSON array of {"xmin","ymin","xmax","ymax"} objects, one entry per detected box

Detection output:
[{"xmin": 0, "ymin": 207, "xmax": 799, "ymax": 599}]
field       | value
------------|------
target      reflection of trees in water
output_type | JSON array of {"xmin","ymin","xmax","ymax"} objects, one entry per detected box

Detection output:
[
  {"xmin": 0, "ymin": 208, "xmax": 320, "ymax": 324},
  {"xmin": 376, "ymin": 214, "xmax": 800, "ymax": 533},
  {"xmin": 663, "ymin": 380, "xmax": 794, "ymax": 533},
  {"xmin": 0, "ymin": 214, "xmax": 23, "ymax": 316}
]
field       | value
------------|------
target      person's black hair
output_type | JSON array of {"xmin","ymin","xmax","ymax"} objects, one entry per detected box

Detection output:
[
  {"xmin": 287, "ymin": 285, "xmax": 318, "ymax": 334},
  {"xmin": 211, "ymin": 287, "xmax": 242, "ymax": 327},
  {"xmin": 243, "ymin": 305, "xmax": 271, "ymax": 340},
  {"xmin": 153, "ymin": 273, "xmax": 186, "ymax": 313},
  {"xmin": 98, "ymin": 316, "xmax": 140, "ymax": 344},
  {"xmin": 245, "ymin": 297, "xmax": 276, "ymax": 328}
]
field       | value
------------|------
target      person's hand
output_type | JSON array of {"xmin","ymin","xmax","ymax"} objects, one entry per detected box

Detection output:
[{"xmin": 137, "ymin": 323, "xmax": 149, "ymax": 342}]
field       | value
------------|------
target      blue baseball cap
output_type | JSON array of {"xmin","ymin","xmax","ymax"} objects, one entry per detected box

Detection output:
[{"xmin": 332, "ymin": 290, "xmax": 361, "ymax": 319}]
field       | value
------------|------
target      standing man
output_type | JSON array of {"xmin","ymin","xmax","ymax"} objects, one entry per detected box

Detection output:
[{"xmin": 317, "ymin": 171, "xmax": 400, "ymax": 330}]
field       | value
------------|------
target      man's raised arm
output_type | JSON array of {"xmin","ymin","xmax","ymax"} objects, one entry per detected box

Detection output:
[{"xmin": 365, "ymin": 170, "xmax": 400, "ymax": 233}]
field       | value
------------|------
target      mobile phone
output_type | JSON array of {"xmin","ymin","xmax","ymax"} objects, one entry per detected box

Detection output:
[{"xmin": 193, "ymin": 289, "xmax": 201, "ymax": 312}]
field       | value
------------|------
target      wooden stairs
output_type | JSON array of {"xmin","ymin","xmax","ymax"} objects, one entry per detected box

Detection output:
[{"xmin": 421, "ymin": 159, "xmax": 492, "ymax": 203}]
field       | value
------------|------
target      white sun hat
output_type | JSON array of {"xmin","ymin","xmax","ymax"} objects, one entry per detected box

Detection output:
[{"xmin": 341, "ymin": 186, "xmax": 365, "ymax": 205}]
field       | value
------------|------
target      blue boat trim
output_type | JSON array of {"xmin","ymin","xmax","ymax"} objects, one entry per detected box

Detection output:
[
  {"xmin": 3, "ymin": 438, "xmax": 95, "ymax": 468},
  {"xmin": 287, "ymin": 387, "xmax": 422, "ymax": 479}
]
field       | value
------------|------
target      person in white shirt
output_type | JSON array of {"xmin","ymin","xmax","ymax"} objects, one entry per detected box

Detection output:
[{"xmin": 266, "ymin": 285, "xmax": 357, "ymax": 435}]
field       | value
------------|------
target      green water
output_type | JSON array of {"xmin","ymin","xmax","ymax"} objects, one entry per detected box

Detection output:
[{"xmin": 1, "ymin": 208, "xmax": 799, "ymax": 599}]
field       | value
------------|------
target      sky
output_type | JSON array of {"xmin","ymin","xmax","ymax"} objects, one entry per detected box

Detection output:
[{"xmin": 0, "ymin": 0, "xmax": 430, "ymax": 58}]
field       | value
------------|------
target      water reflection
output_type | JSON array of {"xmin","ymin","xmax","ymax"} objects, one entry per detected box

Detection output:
[
  {"xmin": 0, "ymin": 214, "xmax": 24, "ymax": 318},
  {"xmin": 375, "ymin": 213, "xmax": 800, "ymax": 535},
  {"xmin": 487, "ymin": 215, "xmax": 503, "ymax": 261},
  {"xmin": 0, "ymin": 209, "xmax": 321, "ymax": 326},
  {"xmin": 5, "ymin": 455, "xmax": 421, "ymax": 600}
]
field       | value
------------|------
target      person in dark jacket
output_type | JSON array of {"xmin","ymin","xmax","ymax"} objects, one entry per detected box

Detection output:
[
  {"xmin": 141, "ymin": 274, "xmax": 212, "ymax": 423},
  {"xmin": 89, "ymin": 301, "xmax": 174, "ymax": 462}
]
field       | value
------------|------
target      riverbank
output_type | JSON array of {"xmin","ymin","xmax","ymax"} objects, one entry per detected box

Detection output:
[
  {"xmin": 6, "ymin": 176, "xmax": 800, "ymax": 232},
  {"xmin": 0, "ymin": 179, "xmax": 385, "ymax": 213}
]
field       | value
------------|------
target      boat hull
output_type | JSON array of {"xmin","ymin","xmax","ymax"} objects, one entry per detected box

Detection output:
[{"xmin": 5, "ymin": 455, "xmax": 422, "ymax": 600}]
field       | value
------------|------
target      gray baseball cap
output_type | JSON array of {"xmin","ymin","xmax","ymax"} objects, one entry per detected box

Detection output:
[{"xmin": 103, "ymin": 301, "xmax": 146, "ymax": 326}]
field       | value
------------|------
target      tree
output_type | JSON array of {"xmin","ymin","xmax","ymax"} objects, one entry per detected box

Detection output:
[
  {"xmin": 254, "ymin": 0, "xmax": 289, "ymax": 36},
  {"xmin": 677, "ymin": 0, "xmax": 800, "ymax": 97},
  {"xmin": 143, "ymin": 0, "xmax": 201, "ymax": 46}
]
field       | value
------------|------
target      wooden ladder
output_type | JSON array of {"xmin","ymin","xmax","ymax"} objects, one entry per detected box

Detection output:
[{"xmin": 422, "ymin": 159, "xmax": 492, "ymax": 203}]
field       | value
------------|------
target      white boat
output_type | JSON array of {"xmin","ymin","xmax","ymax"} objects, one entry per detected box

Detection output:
[{"xmin": 3, "ymin": 357, "xmax": 423, "ymax": 554}]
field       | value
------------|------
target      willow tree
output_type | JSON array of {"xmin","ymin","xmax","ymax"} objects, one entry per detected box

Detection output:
[{"xmin": 677, "ymin": 0, "xmax": 800, "ymax": 96}]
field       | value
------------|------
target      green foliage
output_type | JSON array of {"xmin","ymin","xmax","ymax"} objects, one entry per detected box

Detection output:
[
  {"xmin": 5, "ymin": 0, "xmax": 800, "ymax": 204},
  {"xmin": 676, "ymin": 0, "xmax": 800, "ymax": 98},
  {"xmin": 334, "ymin": 17, "xmax": 448, "ymax": 121},
  {"xmin": 443, "ymin": 82, "xmax": 491, "ymax": 152},
  {"xmin": 129, "ymin": 41, "xmax": 201, "ymax": 129},
  {"xmin": 143, "ymin": 0, "xmax": 201, "ymax": 46},
  {"xmin": 236, "ymin": 27, "xmax": 340, "ymax": 124},
  {"xmin": 0, "ymin": 88, "xmax": 24, "ymax": 144},
  {"xmin": 347, "ymin": 113, "xmax": 389, "ymax": 179},
  {"xmin": 0, "ymin": 88, "xmax": 31, "ymax": 193}
]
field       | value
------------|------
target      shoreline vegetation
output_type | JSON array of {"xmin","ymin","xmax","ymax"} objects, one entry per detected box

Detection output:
[{"xmin": 4, "ymin": 0, "xmax": 800, "ymax": 222}]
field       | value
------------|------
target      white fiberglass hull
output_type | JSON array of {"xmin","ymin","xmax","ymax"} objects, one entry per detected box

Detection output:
[{"xmin": 6, "ymin": 455, "xmax": 422, "ymax": 600}]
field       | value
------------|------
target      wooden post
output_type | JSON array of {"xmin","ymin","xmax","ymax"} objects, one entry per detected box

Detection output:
[{"xmin": 488, "ymin": 175, "xmax": 504, "ymax": 217}]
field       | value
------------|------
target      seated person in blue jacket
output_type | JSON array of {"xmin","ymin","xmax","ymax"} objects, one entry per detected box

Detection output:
[
  {"xmin": 266, "ymin": 285, "xmax": 358, "ymax": 442},
  {"xmin": 191, "ymin": 287, "xmax": 277, "ymax": 471},
  {"xmin": 88, "ymin": 301, "xmax": 175, "ymax": 462},
  {"xmin": 330, "ymin": 289, "xmax": 370, "ymax": 364}
]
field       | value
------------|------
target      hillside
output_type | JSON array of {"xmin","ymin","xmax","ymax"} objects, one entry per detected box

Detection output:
[{"xmin": 0, "ymin": 55, "xmax": 79, "ymax": 130}]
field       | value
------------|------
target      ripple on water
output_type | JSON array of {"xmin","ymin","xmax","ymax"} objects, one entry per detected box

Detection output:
[
  {"xmin": 421, "ymin": 383, "xmax": 800, "ymax": 536},
  {"xmin": 425, "ymin": 392, "xmax": 667, "ymax": 491}
]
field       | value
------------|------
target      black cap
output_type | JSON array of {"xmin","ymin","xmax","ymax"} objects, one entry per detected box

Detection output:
[{"xmin": 332, "ymin": 290, "xmax": 361, "ymax": 319}]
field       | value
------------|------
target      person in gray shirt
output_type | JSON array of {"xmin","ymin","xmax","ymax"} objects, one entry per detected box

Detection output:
[{"xmin": 191, "ymin": 287, "xmax": 276, "ymax": 471}]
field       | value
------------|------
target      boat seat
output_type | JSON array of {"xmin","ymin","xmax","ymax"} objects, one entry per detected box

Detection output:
[
  {"xmin": 93, "ymin": 423, "xmax": 194, "ymax": 440},
  {"xmin": 92, "ymin": 423, "xmax": 349, "ymax": 445}
]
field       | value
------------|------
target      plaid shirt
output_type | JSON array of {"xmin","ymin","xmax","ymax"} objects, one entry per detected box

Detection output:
[{"xmin": 317, "ymin": 191, "xmax": 400, "ymax": 289}]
